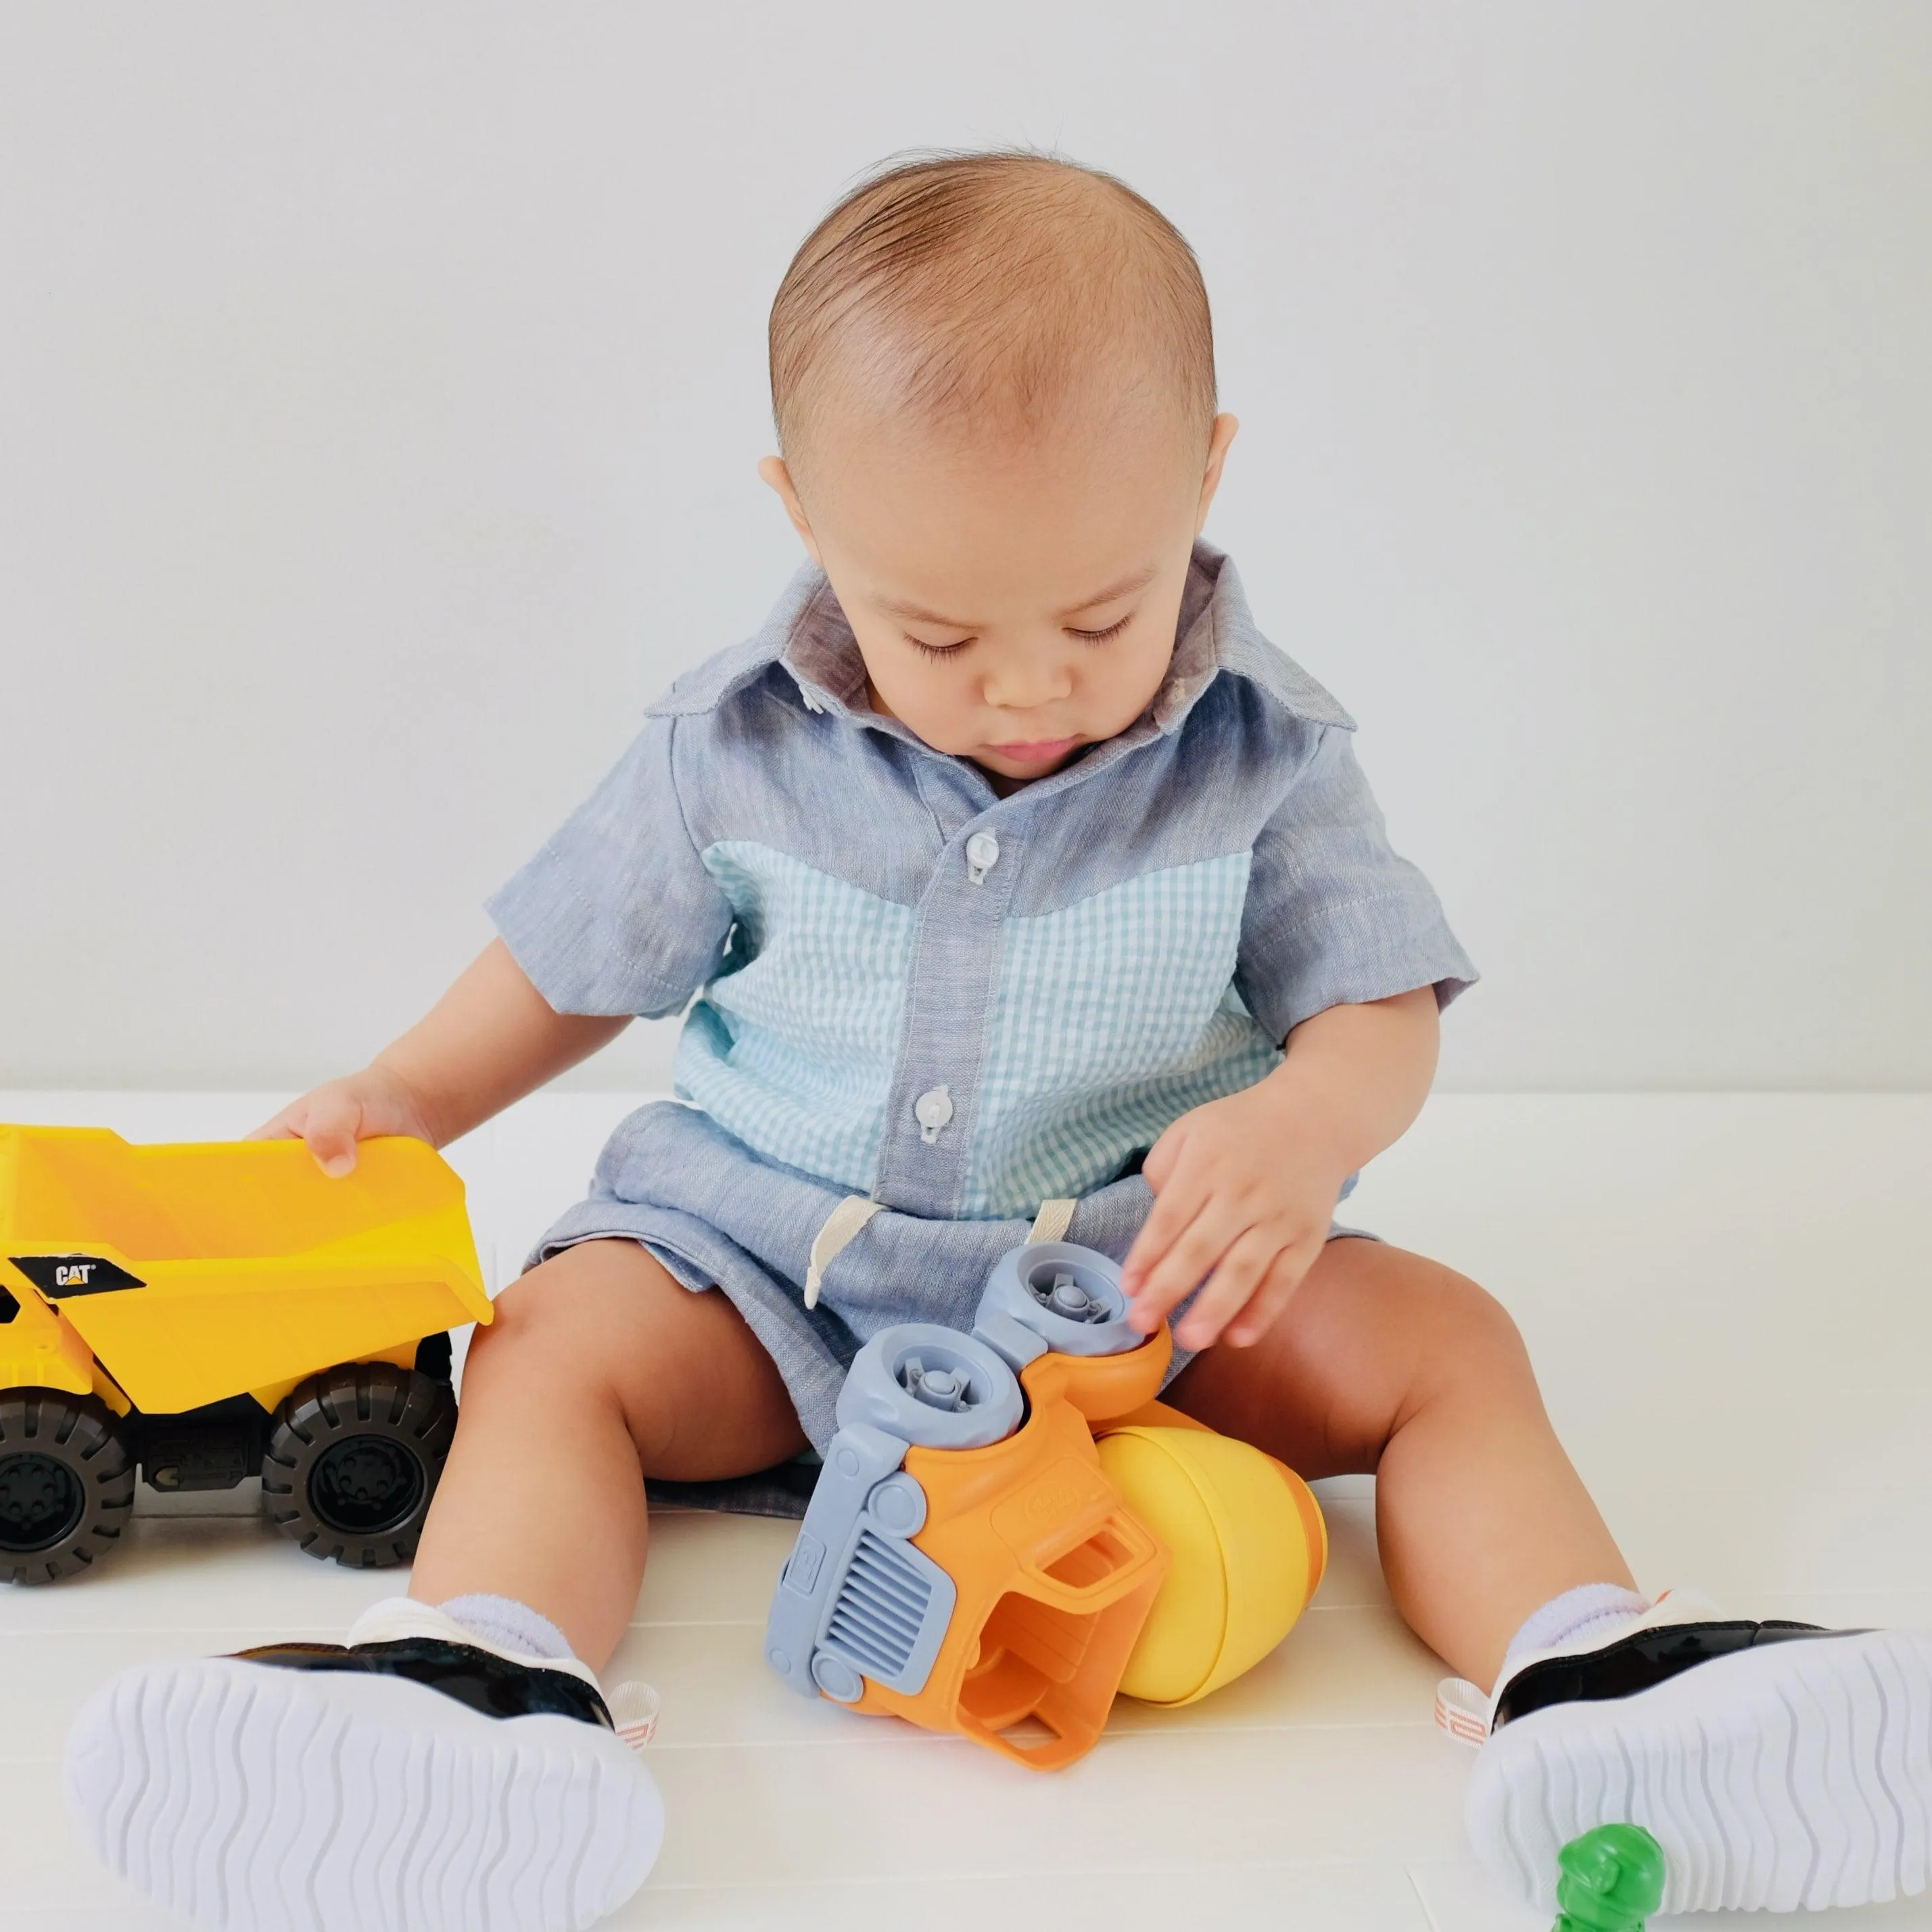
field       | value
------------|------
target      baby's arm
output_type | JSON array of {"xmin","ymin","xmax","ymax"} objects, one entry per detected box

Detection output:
[
  {"xmin": 1118, "ymin": 985, "xmax": 1440, "ymax": 1351},
  {"xmin": 254, "ymin": 938, "xmax": 628, "ymax": 1175}
]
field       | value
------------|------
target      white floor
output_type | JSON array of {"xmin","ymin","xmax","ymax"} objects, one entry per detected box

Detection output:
[{"xmin": 3, "ymin": 1091, "xmax": 1931, "ymax": 1931}]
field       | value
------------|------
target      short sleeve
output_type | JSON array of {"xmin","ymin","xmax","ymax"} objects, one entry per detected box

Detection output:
[
  {"xmin": 1235, "ymin": 725, "xmax": 1478, "ymax": 1042},
  {"xmin": 486, "ymin": 715, "xmax": 733, "ymax": 1018}
]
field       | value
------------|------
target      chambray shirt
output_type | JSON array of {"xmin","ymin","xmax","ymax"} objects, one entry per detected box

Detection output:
[{"xmin": 489, "ymin": 542, "xmax": 1476, "ymax": 1445}]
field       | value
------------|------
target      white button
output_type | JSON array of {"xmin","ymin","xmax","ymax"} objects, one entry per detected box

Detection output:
[
  {"xmin": 914, "ymin": 1085, "xmax": 953, "ymax": 1142},
  {"xmin": 800, "ymin": 689, "xmax": 826, "ymax": 715},
  {"xmin": 965, "ymin": 831, "xmax": 1000, "ymax": 884}
]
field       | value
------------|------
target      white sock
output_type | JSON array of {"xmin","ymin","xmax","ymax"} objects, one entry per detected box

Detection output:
[
  {"xmin": 1502, "ymin": 1582, "xmax": 1651, "ymax": 1674},
  {"xmin": 436, "ymin": 1593, "xmax": 575, "ymax": 1664}
]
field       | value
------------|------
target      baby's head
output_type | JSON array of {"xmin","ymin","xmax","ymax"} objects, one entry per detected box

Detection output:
[{"xmin": 759, "ymin": 152, "xmax": 1237, "ymax": 787}]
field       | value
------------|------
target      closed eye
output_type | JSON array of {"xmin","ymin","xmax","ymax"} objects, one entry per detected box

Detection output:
[
  {"xmin": 1068, "ymin": 615, "xmax": 1133, "ymax": 644},
  {"xmin": 905, "ymin": 634, "xmax": 974, "ymax": 661}
]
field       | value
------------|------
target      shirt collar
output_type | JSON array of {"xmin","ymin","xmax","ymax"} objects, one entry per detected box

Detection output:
[
  {"xmin": 1150, "ymin": 542, "xmax": 1355, "ymax": 733},
  {"xmin": 646, "ymin": 541, "xmax": 1353, "ymax": 737}
]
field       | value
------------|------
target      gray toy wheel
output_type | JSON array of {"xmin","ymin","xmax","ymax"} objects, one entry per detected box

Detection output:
[
  {"xmin": 978, "ymin": 1242, "xmax": 1141, "ymax": 1357},
  {"xmin": 0, "ymin": 1390, "xmax": 135, "ymax": 1585},
  {"xmin": 834, "ymin": 1324, "xmax": 1024, "ymax": 1450},
  {"xmin": 263, "ymin": 1361, "xmax": 456, "ymax": 1568}
]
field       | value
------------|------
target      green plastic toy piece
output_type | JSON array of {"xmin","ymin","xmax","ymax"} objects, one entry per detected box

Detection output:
[{"xmin": 1552, "ymin": 1824, "xmax": 1666, "ymax": 1931}]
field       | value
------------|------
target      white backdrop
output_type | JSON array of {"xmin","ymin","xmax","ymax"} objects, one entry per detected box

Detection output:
[{"xmin": 2, "ymin": 2, "xmax": 1928, "ymax": 1095}]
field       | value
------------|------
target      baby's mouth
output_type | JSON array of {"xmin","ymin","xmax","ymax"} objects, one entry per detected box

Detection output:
[{"xmin": 986, "ymin": 735, "xmax": 1081, "ymax": 765}]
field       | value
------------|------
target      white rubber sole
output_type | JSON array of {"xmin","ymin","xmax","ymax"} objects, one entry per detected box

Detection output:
[
  {"xmin": 64, "ymin": 1657, "xmax": 665, "ymax": 1932},
  {"xmin": 1467, "ymin": 1627, "xmax": 1932, "ymax": 1915}
]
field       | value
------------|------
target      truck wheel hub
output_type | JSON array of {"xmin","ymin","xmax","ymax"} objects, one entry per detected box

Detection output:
[
  {"xmin": 0, "ymin": 1451, "xmax": 86, "ymax": 1553},
  {"xmin": 308, "ymin": 1437, "xmax": 424, "ymax": 1536}
]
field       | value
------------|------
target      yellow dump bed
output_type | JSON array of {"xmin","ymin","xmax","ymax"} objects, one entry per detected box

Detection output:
[{"xmin": 0, "ymin": 1127, "xmax": 490, "ymax": 1414}]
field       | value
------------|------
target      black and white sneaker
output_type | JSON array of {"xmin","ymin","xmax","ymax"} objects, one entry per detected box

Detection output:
[
  {"xmin": 1440, "ymin": 1588, "xmax": 1932, "ymax": 1915},
  {"xmin": 65, "ymin": 1597, "xmax": 664, "ymax": 1932}
]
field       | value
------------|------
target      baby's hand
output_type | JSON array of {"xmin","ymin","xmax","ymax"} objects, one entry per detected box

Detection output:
[
  {"xmin": 252, "ymin": 1065, "xmax": 440, "ymax": 1178},
  {"xmin": 1118, "ymin": 1079, "xmax": 1351, "ymax": 1352}
]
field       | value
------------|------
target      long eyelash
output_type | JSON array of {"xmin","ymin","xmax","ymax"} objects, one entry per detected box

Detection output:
[{"xmin": 905, "ymin": 617, "xmax": 1129, "ymax": 657}]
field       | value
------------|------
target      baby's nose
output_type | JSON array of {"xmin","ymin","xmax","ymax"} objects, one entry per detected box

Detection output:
[{"xmin": 983, "ymin": 657, "xmax": 1075, "ymax": 710}]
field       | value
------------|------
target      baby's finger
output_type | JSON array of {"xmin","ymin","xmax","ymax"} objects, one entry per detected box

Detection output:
[
  {"xmin": 1175, "ymin": 1225, "xmax": 1285, "ymax": 1351},
  {"xmin": 1120, "ymin": 1150, "xmax": 1206, "ymax": 1292},
  {"xmin": 249, "ymin": 1102, "xmax": 302, "ymax": 1141},
  {"xmin": 1223, "ymin": 1245, "xmax": 1319, "ymax": 1348},
  {"xmin": 1130, "ymin": 1200, "xmax": 1253, "ymax": 1329},
  {"xmin": 1137, "ymin": 1123, "xmax": 1184, "ymax": 1194},
  {"xmin": 298, "ymin": 1090, "xmax": 363, "ymax": 1179},
  {"xmin": 1122, "ymin": 1200, "xmax": 1214, "ymax": 1333}
]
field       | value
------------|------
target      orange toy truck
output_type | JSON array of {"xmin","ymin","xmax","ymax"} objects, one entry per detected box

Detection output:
[{"xmin": 765, "ymin": 1241, "xmax": 1327, "ymax": 1768}]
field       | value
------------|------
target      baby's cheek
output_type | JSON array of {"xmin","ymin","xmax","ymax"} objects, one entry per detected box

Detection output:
[{"xmin": 864, "ymin": 663, "xmax": 972, "ymax": 751}]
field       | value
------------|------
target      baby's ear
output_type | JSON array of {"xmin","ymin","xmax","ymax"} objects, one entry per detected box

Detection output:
[
  {"xmin": 758, "ymin": 456, "xmax": 822, "ymax": 563},
  {"xmin": 1196, "ymin": 414, "xmax": 1240, "ymax": 532}
]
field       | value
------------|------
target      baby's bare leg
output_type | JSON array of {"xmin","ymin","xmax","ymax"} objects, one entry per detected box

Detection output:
[
  {"xmin": 409, "ymin": 1238, "xmax": 806, "ymax": 1670},
  {"xmin": 1166, "ymin": 1236, "xmax": 1630, "ymax": 1690}
]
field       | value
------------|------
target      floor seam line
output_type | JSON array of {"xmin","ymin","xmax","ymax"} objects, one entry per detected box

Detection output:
[{"xmin": 1403, "ymin": 1862, "xmax": 1445, "ymax": 1931}]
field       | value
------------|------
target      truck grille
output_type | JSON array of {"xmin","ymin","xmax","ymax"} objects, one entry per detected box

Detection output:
[{"xmin": 825, "ymin": 1530, "xmax": 933, "ymax": 1680}]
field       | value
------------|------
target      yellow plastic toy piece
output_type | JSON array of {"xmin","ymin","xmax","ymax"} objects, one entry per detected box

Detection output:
[
  {"xmin": 1, "ymin": 1125, "xmax": 491, "ymax": 1584},
  {"xmin": 1098, "ymin": 1420, "xmax": 1328, "ymax": 1706},
  {"xmin": 0, "ymin": 1254, "xmax": 96, "ymax": 1399},
  {"xmin": 0, "ymin": 1127, "xmax": 490, "ymax": 1415}
]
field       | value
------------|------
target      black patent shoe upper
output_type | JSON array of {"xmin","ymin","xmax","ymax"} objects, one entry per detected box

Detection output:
[
  {"xmin": 233, "ymin": 1636, "xmax": 615, "ymax": 1731},
  {"xmin": 1494, "ymin": 1618, "xmax": 1858, "ymax": 1729}
]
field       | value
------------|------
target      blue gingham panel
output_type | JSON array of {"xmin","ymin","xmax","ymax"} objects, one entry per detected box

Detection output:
[
  {"xmin": 960, "ymin": 852, "xmax": 1284, "ymax": 1217},
  {"xmin": 674, "ymin": 841, "xmax": 917, "ymax": 1194}
]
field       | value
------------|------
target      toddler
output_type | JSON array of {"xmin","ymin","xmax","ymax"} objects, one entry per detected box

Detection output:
[{"xmin": 67, "ymin": 152, "xmax": 1932, "ymax": 1931}]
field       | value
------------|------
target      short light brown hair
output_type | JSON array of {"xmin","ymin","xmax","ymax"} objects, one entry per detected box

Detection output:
[{"xmin": 770, "ymin": 150, "xmax": 1217, "ymax": 465}]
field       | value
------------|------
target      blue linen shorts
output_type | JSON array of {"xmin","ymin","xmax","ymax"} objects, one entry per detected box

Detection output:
[{"xmin": 527, "ymin": 1100, "xmax": 1374, "ymax": 1452}]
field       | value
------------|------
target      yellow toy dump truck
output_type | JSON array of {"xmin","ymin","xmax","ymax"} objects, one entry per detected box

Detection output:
[{"xmin": 0, "ymin": 1125, "xmax": 492, "ymax": 1585}]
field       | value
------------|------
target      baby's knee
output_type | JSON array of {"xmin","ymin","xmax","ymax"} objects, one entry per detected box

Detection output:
[
  {"xmin": 1394, "ymin": 1254, "xmax": 1534, "ymax": 1390},
  {"xmin": 464, "ymin": 1249, "xmax": 611, "ymax": 1382},
  {"xmin": 460, "ymin": 1245, "xmax": 725, "ymax": 1466}
]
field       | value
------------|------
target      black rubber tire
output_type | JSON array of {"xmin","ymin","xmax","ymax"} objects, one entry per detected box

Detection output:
[
  {"xmin": 262, "ymin": 1361, "xmax": 457, "ymax": 1568},
  {"xmin": 0, "ymin": 1389, "xmax": 136, "ymax": 1585}
]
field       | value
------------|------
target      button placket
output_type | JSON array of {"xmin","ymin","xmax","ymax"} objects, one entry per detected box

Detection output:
[
  {"xmin": 872, "ymin": 814, "xmax": 1024, "ymax": 1217},
  {"xmin": 910, "ymin": 757, "xmax": 990, "ymax": 849}
]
